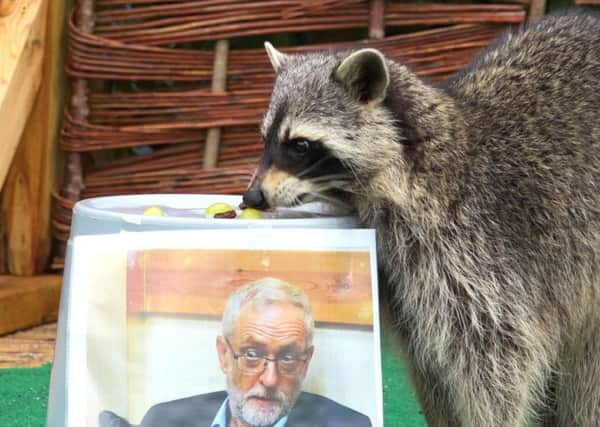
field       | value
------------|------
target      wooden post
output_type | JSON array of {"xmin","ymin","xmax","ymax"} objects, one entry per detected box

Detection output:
[
  {"xmin": 368, "ymin": 0, "xmax": 385, "ymax": 40},
  {"xmin": 0, "ymin": 0, "xmax": 18, "ymax": 16},
  {"xmin": 0, "ymin": 0, "xmax": 48, "ymax": 190},
  {"xmin": 56, "ymin": 0, "xmax": 94, "ymax": 260},
  {"xmin": 1, "ymin": 0, "xmax": 73, "ymax": 275},
  {"xmin": 61, "ymin": 0, "xmax": 93, "ymax": 202},
  {"xmin": 528, "ymin": 0, "xmax": 546, "ymax": 21},
  {"xmin": 203, "ymin": 40, "xmax": 229, "ymax": 169}
]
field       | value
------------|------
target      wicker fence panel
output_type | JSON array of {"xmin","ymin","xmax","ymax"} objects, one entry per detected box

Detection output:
[{"xmin": 52, "ymin": 0, "xmax": 536, "ymax": 269}]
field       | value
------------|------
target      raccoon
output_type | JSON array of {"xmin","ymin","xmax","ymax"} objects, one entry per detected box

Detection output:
[{"xmin": 242, "ymin": 11, "xmax": 600, "ymax": 427}]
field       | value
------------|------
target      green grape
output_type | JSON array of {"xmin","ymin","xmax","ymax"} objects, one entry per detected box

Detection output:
[
  {"xmin": 239, "ymin": 208, "xmax": 264, "ymax": 219},
  {"xmin": 205, "ymin": 202, "xmax": 236, "ymax": 218},
  {"xmin": 143, "ymin": 206, "xmax": 166, "ymax": 217}
]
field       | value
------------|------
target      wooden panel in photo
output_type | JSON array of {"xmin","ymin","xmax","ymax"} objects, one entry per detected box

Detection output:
[{"xmin": 127, "ymin": 249, "xmax": 373, "ymax": 326}]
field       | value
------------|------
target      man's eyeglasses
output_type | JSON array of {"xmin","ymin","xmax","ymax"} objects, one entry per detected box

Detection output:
[{"xmin": 224, "ymin": 337, "xmax": 309, "ymax": 376}]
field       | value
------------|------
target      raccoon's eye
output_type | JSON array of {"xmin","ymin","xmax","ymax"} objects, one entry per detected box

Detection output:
[{"xmin": 288, "ymin": 139, "xmax": 310, "ymax": 156}]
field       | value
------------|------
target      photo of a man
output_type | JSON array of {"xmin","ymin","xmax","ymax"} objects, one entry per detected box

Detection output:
[{"xmin": 101, "ymin": 277, "xmax": 372, "ymax": 427}]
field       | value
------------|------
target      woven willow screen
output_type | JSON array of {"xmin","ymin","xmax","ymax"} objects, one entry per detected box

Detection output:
[{"xmin": 52, "ymin": 0, "xmax": 541, "ymax": 268}]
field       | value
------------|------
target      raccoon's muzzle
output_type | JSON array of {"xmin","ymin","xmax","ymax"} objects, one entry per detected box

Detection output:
[{"xmin": 242, "ymin": 188, "xmax": 269, "ymax": 210}]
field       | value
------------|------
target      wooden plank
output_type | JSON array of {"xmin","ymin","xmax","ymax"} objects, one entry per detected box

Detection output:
[
  {"xmin": 131, "ymin": 249, "xmax": 372, "ymax": 274},
  {"xmin": 127, "ymin": 249, "xmax": 373, "ymax": 325},
  {"xmin": 0, "ymin": 0, "xmax": 47, "ymax": 189},
  {"xmin": 1, "ymin": 0, "xmax": 71, "ymax": 275},
  {"xmin": 0, "ymin": 322, "xmax": 56, "ymax": 368},
  {"xmin": 8, "ymin": 321, "xmax": 55, "ymax": 339},
  {"xmin": 0, "ymin": 214, "xmax": 7, "ymax": 272},
  {"xmin": 0, "ymin": 337, "xmax": 55, "ymax": 366},
  {"xmin": 0, "ymin": 274, "xmax": 62, "ymax": 336},
  {"xmin": 0, "ymin": 1, "xmax": 18, "ymax": 17}
]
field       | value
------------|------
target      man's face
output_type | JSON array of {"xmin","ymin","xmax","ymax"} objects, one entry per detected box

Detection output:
[{"xmin": 217, "ymin": 301, "xmax": 314, "ymax": 426}]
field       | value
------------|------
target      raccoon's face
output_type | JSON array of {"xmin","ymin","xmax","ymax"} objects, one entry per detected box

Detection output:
[{"xmin": 243, "ymin": 43, "xmax": 400, "ymax": 210}]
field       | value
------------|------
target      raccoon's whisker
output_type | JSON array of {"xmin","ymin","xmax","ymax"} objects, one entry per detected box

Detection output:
[
  {"xmin": 344, "ymin": 162, "xmax": 368, "ymax": 194},
  {"xmin": 307, "ymin": 173, "xmax": 354, "ymax": 183},
  {"xmin": 303, "ymin": 191, "xmax": 353, "ymax": 211},
  {"xmin": 304, "ymin": 184, "xmax": 355, "ymax": 206},
  {"xmin": 296, "ymin": 155, "xmax": 335, "ymax": 178},
  {"xmin": 311, "ymin": 180, "xmax": 356, "ymax": 194},
  {"xmin": 308, "ymin": 179, "xmax": 353, "ymax": 190}
]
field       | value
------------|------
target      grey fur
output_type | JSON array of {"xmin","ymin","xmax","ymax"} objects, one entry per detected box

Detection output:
[{"xmin": 249, "ymin": 11, "xmax": 600, "ymax": 426}]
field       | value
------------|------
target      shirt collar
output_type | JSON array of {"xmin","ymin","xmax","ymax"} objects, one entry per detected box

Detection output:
[
  {"xmin": 210, "ymin": 397, "xmax": 289, "ymax": 427},
  {"xmin": 211, "ymin": 398, "xmax": 228, "ymax": 427}
]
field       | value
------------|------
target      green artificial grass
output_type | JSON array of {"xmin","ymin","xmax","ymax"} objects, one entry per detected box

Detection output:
[
  {"xmin": 0, "ymin": 339, "xmax": 425, "ymax": 427},
  {"xmin": 0, "ymin": 364, "xmax": 52, "ymax": 427},
  {"xmin": 381, "ymin": 338, "xmax": 426, "ymax": 426}
]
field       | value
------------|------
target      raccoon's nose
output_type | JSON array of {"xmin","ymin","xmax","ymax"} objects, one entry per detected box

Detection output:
[{"xmin": 242, "ymin": 189, "xmax": 269, "ymax": 209}]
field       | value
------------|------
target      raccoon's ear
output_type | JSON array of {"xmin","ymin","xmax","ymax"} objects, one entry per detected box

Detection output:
[
  {"xmin": 335, "ymin": 48, "xmax": 390, "ymax": 104},
  {"xmin": 264, "ymin": 41, "xmax": 288, "ymax": 73}
]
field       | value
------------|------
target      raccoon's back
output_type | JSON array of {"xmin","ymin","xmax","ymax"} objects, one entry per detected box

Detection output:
[
  {"xmin": 449, "ymin": 12, "xmax": 600, "ymax": 153},
  {"xmin": 446, "ymin": 10, "xmax": 600, "ymax": 211},
  {"xmin": 449, "ymin": 11, "xmax": 600, "ymax": 108},
  {"xmin": 442, "ymin": 11, "xmax": 600, "ymax": 283}
]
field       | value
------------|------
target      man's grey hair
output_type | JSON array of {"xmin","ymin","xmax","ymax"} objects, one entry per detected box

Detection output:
[{"xmin": 222, "ymin": 277, "xmax": 314, "ymax": 346}]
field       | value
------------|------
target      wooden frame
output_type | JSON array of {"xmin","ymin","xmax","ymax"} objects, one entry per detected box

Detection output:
[
  {"xmin": 2, "ymin": 1, "xmax": 72, "ymax": 275},
  {"xmin": 0, "ymin": 0, "xmax": 70, "ymax": 336},
  {"xmin": 0, "ymin": 0, "xmax": 47, "ymax": 190}
]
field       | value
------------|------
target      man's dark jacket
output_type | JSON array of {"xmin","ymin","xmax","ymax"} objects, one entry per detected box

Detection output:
[{"xmin": 100, "ymin": 391, "xmax": 372, "ymax": 427}]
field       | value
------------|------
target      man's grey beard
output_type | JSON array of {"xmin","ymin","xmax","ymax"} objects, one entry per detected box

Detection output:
[{"xmin": 226, "ymin": 375, "xmax": 302, "ymax": 427}]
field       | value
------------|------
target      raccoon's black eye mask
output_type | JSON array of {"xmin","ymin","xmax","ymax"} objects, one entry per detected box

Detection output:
[
  {"xmin": 277, "ymin": 138, "xmax": 322, "ymax": 173},
  {"xmin": 284, "ymin": 138, "xmax": 311, "ymax": 157},
  {"xmin": 283, "ymin": 138, "xmax": 350, "ymax": 179},
  {"xmin": 259, "ymin": 130, "xmax": 346, "ymax": 180}
]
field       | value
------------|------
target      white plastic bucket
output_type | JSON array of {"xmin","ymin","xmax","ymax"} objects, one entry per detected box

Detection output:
[{"xmin": 47, "ymin": 194, "xmax": 383, "ymax": 427}]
